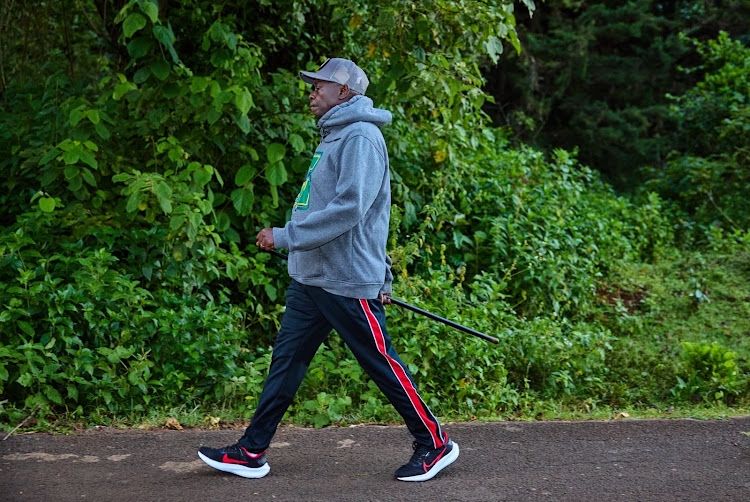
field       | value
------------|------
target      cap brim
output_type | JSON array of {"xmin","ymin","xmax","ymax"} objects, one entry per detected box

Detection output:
[{"xmin": 299, "ymin": 70, "xmax": 337, "ymax": 85}]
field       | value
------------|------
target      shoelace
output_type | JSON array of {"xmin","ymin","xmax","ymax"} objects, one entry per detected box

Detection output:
[
  {"xmin": 222, "ymin": 444, "xmax": 248, "ymax": 457},
  {"xmin": 408, "ymin": 441, "xmax": 433, "ymax": 464}
]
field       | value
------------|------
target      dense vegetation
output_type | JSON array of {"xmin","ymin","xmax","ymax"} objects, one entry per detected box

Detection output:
[
  {"xmin": 490, "ymin": 0, "xmax": 750, "ymax": 190},
  {"xmin": 1, "ymin": 0, "xmax": 748, "ymax": 430}
]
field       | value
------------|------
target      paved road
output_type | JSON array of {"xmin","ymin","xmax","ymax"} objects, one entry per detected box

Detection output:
[{"xmin": 2, "ymin": 417, "xmax": 749, "ymax": 501}]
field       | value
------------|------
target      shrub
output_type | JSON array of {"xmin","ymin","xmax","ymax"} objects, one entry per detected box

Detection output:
[
  {"xmin": 644, "ymin": 32, "xmax": 750, "ymax": 233},
  {"xmin": 671, "ymin": 342, "xmax": 746, "ymax": 403}
]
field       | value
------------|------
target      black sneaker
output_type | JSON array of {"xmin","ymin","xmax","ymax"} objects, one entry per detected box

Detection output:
[
  {"xmin": 198, "ymin": 443, "xmax": 270, "ymax": 478},
  {"xmin": 395, "ymin": 439, "xmax": 459, "ymax": 482}
]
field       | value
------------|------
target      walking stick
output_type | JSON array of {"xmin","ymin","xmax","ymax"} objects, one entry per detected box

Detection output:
[{"xmin": 263, "ymin": 249, "xmax": 499, "ymax": 344}]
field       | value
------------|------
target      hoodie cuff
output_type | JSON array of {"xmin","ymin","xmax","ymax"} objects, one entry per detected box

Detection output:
[
  {"xmin": 379, "ymin": 280, "xmax": 393, "ymax": 296},
  {"xmin": 272, "ymin": 227, "xmax": 289, "ymax": 251}
]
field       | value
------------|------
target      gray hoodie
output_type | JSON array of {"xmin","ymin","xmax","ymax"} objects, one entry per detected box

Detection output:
[{"xmin": 273, "ymin": 95, "xmax": 394, "ymax": 299}]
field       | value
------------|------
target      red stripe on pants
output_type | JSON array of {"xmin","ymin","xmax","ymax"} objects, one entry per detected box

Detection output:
[{"xmin": 359, "ymin": 299, "xmax": 442, "ymax": 448}]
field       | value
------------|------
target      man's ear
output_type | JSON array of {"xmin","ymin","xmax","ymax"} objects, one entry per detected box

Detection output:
[{"xmin": 338, "ymin": 84, "xmax": 351, "ymax": 99}]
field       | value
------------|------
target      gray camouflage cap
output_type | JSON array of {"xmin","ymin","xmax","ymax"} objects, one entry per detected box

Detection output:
[{"xmin": 300, "ymin": 58, "xmax": 369, "ymax": 95}]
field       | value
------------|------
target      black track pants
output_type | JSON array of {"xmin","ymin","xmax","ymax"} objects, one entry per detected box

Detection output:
[{"xmin": 239, "ymin": 280, "xmax": 446, "ymax": 451}]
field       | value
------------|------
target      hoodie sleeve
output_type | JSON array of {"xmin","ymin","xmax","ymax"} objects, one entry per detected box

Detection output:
[{"xmin": 275, "ymin": 135, "xmax": 386, "ymax": 251}]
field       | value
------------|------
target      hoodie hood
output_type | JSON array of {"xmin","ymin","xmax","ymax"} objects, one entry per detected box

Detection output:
[{"xmin": 317, "ymin": 95, "xmax": 392, "ymax": 136}]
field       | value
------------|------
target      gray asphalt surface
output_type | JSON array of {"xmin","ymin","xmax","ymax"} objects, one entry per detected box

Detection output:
[{"xmin": 2, "ymin": 417, "xmax": 749, "ymax": 501}]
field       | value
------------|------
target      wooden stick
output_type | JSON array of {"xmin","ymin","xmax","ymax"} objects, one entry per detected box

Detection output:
[{"xmin": 2, "ymin": 403, "xmax": 42, "ymax": 441}]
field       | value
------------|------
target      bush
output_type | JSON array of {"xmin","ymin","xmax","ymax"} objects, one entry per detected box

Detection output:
[
  {"xmin": 672, "ymin": 342, "xmax": 746, "ymax": 403},
  {"xmin": 644, "ymin": 32, "xmax": 750, "ymax": 233},
  {"xmin": 0, "ymin": 207, "xmax": 274, "ymax": 414},
  {"xmin": 0, "ymin": 0, "xmax": 537, "ymax": 420}
]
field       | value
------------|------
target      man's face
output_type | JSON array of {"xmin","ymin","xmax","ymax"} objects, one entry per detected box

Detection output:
[{"xmin": 309, "ymin": 79, "xmax": 344, "ymax": 120}]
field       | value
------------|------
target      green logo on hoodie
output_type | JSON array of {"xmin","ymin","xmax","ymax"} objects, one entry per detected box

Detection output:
[{"xmin": 294, "ymin": 151, "xmax": 323, "ymax": 210}]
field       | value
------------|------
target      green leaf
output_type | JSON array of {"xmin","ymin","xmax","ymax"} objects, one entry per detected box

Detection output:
[
  {"xmin": 123, "ymin": 13, "xmax": 147, "ymax": 38},
  {"xmin": 209, "ymin": 80, "xmax": 221, "ymax": 98},
  {"xmin": 153, "ymin": 23, "xmax": 175, "ymax": 46},
  {"xmin": 154, "ymin": 181, "xmax": 172, "ymax": 199},
  {"xmin": 198, "ymin": 199, "xmax": 212, "ymax": 215},
  {"xmin": 188, "ymin": 213, "xmax": 203, "ymax": 239},
  {"xmin": 190, "ymin": 77, "xmax": 210, "ymax": 94},
  {"xmin": 79, "ymin": 151, "xmax": 98, "ymax": 169},
  {"xmin": 235, "ymin": 165, "xmax": 255, "ymax": 186},
  {"xmin": 114, "ymin": 81, "xmax": 137, "ymax": 100},
  {"xmin": 214, "ymin": 90, "xmax": 232, "ymax": 106},
  {"xmin": 45, "ymin": 386, "xmax": 63, "ymax": 405},
  {"xmin": 126, "ymin": 191, "xmax": 141, "ymax": 213},
  {"xmin": 266, "ymin": 143, "xmax": 286, "ymax": 164},
  {"xmin": 39, "ymin": 148, "xmax": 60, "ymax": 166},
  {"xmin": 289, "ymin": 134, "xmax": 305, "ymax": 154},
  {"xmin": 154, "ymin": 181, "xmax": 172, "ymax": 214},
  {"xmin": 69, "ymin": 107, "xmax": 85, "ymax": 127},
  {"xmin": 151, "ymin": 60, "xmax": 171, "ymax": 81},
  {"xmin": 17, "ymin": 373, "xmax": 33, "ymax": 387},
  {"xmin": 264, "ymin": 283, "xmax": 277, "ymax": 301},
  {"xmin": 267, "ymin": 161, "xmax": 287, "ymax": 186},
  {"xmin": 41, "ymin": 169, "xmax": 59, "ymax": 186},
  {"xmin": 133, "ymin": 68, "xmax": 151, "ymax": 85},
  {"xmin": 483, "ymin": 36, "xmax": 504, "ymax": 64},
  {"xmin": 81, "ymin": 168, "xmax": 97, "ymax": 186},
  {"xmin": 68, "ymin": 175, "xmax": 82, "ymax": 191},
  {"xmin": 63, "ymin": 150, "xmax": 80, "ymax": 165},
  {"xmin": 214, "ymin": 168, "xmax": 224, "ymax": 187},
  {"xmin": 169, "ymin": 215, "xmax": 185, "ymax": 230},
  {"xmin": 193, "ymin": 168, "xmax": 211, "ymax": 186},
  {"xmin": 215, "ymin": 211, "xmax": 230, "ymax": 231},
  {"xmin": 226, "ymin": 261, "xmax": 237, "ymax": 280},
  {"xmin": 231, "ymin": 187, "xmax": 254, "ymax": 216},
  {"xmin": 95, "ymin": 122, "xmax": 111, "ymax": 139},
  {"xmin": 158, "ymin": 197, "xmax": 172, "ymax": 213},
  {"xmin": 206, "ymin": 108, "xmax": 222, "ymax": 125},
  {"xmin": 17, "ymin": 320, "xmax": 34, "ymax": 336},
  {"xmin": 245, "ymin": 147, "xmax": 259, "ymax": 161},
  {"xmin": 313, "ymin": 414, "xmax": 330, "ymax": 428},
  {"xmin": 508, "ymin": 29, "xmax": 521, "ymax": 55},
  {"xmin": 234, "ymin": 89, "xmax": 253, "ymax": 114},
  {"xmin": 39, "ymin": 198, "xmax": 56, "ymax": 212},
  {"xmin": 237, "ymin": 114, "xmax": 251, "ymax": 134},
  {"xmin": 141, "ymin": 1, "xmax": 159, "ymax": 23},
  {"xmin": 189, "ymin": 94, "xmax": 204, "ymax": 108},
  {"xmin": 127, "ymin": 37, "xmax": 152, "ymax": 59},
  {"xmin": 167, "ymin": 44, "xmax": 179, "ymax": 64}
]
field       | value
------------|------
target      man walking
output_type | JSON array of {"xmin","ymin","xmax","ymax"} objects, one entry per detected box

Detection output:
[{"xmin": 198, "ymin": 58, "xmax": 459, "ymax": 482}]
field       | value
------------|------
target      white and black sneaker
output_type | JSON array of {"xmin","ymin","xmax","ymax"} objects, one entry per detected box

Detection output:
[
  {"xmin": 395, "ymin": 438, "xmax": 459, "ymax": 482},
  {"xmin": 198, "ymin": 443, "xmax": 270, "ymax": 478}
]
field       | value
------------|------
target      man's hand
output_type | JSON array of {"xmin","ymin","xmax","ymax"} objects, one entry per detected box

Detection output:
[
  {"xmin": 256, "ymin": 228, "xmax": 275, "ymax": 250},
  {"xmin": 378, "ymin": 293, "xmax": 392, "ymax": 305}
]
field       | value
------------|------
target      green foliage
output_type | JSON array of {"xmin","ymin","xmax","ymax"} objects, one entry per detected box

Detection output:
[
  {"xmin": 0, "ymin": 207, "xmax": 279, "ymax": 412},
  {"xmin": 643, "ymin": 32, "xmax": 750, "ymax": 232},
  {"xmin": 672, "ymin": 342, "xmax": 745, "ymax": 403},
  {"xmin": 389, "ymin": 129, "xmax": 674, "ymax": 321},
  {"xmin": 0, "ymin": 0, "xmax": 540, "ymax": 422},
  {"xmin": 598, "ymin": 242, "xmax": 750, "ymax": 408},
  {"xmin": 489, "ymin": 0, "xmax": 750, "ymax": 188},
  {"xmin": 1, "ymin": 0, "xmax": 748, "ymax": 429}
]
